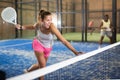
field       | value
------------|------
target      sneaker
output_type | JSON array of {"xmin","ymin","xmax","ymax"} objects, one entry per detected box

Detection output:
[
  {"xmin": 98, "ymin": 45, "xmax": 102, "ymax": 49},
  {"xmin": 23, "ymin": 69, "xmax": 28, "ymax": 73}
]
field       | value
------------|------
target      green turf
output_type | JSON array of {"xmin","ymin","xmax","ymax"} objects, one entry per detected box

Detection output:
[
  {"xmin": 62, "ymin": 32, "xmax": 120, "ymax": 42},
  {"xmin": 21, "ymin": 32, "xmax": 120, "ymax": 43}
]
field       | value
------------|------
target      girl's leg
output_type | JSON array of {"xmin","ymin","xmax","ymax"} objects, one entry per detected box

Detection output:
[
  {"xmin": 25, "ymin": 52, "xmax": 48, "ymax": 72},
  {"xmin": 26, "ymin": 63, "xmax": 39, "ymax": 72},
  {"xmin": 34, "ymin": 51, "xmax": 47, "ymax": 80}
]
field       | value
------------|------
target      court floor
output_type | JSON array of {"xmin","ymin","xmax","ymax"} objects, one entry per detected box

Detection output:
[{"xmin": 0, "ymin": 39, "xmax": 120, "ymax": 80}]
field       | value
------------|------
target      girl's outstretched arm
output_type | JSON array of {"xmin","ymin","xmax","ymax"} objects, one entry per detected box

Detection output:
[{"xmin": 50, "ymin": 23, "xmax": 84, "ymax": 55}]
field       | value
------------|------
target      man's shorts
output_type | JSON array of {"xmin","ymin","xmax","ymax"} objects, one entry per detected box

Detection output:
[{"xmin": 100, "ymin": 31, "xmax": 112, "ymax": 37}]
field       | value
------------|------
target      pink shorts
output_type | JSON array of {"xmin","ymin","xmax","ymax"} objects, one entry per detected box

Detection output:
[{"xmin": 32, "ymin": 38, "xmax": 52, "ymax": 58}]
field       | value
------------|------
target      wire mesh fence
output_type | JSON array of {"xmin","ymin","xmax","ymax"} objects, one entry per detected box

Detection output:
[{"xmin": 0, "ymin": 0, "xmax": 120, "ymax": 41}]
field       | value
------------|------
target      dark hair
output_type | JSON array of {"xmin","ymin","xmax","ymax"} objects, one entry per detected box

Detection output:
[
  {"xmin": 104, "ymin": 14, "xmax": 109, "ymax": 18},
  {"xmin": 39, "ymin": 10, "xmax": 51, "ymax": 20}
]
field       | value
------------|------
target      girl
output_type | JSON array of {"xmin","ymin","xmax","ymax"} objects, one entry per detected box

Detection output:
[{"xmin": 16, "ymin": 10, "xmax": 83, "ymax": 80}]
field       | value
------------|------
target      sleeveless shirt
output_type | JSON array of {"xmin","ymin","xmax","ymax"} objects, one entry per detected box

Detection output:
[
  {"xmin": 36, "ymin": 26, "xmax": 54, "ymax": 48},
  {"xmin": 101, "ymin": 19, "xmax": 111, "ymax": 31}
]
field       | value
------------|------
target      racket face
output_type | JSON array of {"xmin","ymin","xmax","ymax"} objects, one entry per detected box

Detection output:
[{"xmin": 1, "ymin": 7, "xmax": 17, "ymax": 25}]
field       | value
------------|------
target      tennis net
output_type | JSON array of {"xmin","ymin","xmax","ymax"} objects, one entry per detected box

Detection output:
[{"xmin": 7, "ymin": 41, "xmax": 120, "ymax": 80}]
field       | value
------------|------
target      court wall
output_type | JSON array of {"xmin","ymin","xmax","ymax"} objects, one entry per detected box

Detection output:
[{"xmin": 0, "ymin": 0, "xmax": 120, "ymax": 40}]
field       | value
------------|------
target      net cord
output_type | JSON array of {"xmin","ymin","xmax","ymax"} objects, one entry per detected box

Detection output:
[{"xmin": 6, "ymin": 41, "xmax": 120, "ymax": 80}]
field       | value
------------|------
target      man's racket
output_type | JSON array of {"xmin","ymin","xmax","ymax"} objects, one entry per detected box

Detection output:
[{"xmin": 1, "ymin": 7, "xmax": 17, "ymax": 25}]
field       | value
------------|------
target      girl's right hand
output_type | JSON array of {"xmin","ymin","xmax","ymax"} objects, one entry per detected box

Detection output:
[
  {"xmin": 15, "ymin": 24, "xmax": 25, "ymax": 30},
  {"xmin": 15, "ymin": 24, "xmax": 21, "ymax": 29}
]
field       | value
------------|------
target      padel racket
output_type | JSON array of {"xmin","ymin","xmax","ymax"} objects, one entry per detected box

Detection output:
[{"xmin": 1, "ymin": 7, "xmax": 17, "ymax": 25}]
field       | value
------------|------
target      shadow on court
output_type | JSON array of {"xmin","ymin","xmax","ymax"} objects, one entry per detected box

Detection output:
[{"xmin": 0, "ymin": 70, "xmax": 6, "ymax": 80}]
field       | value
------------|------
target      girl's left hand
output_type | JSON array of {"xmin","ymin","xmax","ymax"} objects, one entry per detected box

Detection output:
[{"xmin": 76, "ymin": 52, "xmax": 85, "ymax": 56}]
